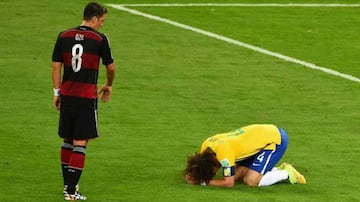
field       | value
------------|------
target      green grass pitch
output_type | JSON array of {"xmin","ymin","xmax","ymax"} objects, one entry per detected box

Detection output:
[{"xmin": 0, "ymin": 0, "xmax": 359, "ymax": 201}]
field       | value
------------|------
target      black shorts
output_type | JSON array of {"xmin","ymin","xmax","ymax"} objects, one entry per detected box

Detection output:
[{"xmin": 58, "ymin": 106, "xmax": 99, "ymax": 140}]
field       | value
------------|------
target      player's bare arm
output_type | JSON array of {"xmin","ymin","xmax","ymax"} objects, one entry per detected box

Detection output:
[
  {"xmin": 208, "ymin": 176, "xmax": 235, "ymax": 188},
  {"xmin": 52, "ymin": 62, "xmax": 62, "ymax": 110},
  {"xmin": 99, "ymin": 63, "xmax": 115, "ymax": 102}
]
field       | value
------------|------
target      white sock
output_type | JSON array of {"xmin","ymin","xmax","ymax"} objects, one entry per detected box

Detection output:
[
  {"xmin": 258, "ymin": 170, "xmax": 289, "ymax": 187},
  {"xmin": 271, "ymin": 167, "xmax": 279, "ymax": 171}
]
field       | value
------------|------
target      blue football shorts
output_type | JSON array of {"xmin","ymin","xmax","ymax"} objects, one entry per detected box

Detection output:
[{"xmin": 236, "ymin": 127, "xmax": 288, "ymax": 175}]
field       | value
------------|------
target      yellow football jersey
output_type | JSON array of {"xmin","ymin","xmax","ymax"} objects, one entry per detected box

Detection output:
[{"xmin": 200, "ymin": 124, "xmax": 282, "ymax": 167}]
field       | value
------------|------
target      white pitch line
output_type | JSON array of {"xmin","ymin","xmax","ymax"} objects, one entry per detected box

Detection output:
[
  {"xmin": 107, "ymin": 4, "xmax": 360, "ymax": 83},
  {"xmin": 113, "ymin": 3, "xmax": 360, "ymax": 7}
]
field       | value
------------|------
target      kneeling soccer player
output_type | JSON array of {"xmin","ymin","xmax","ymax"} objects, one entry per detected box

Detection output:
[{"xmin": 184, "ymin": 124, "xmax": 306, "ymax": 187}]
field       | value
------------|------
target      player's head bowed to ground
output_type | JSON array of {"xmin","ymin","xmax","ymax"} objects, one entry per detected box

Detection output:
[
  {"xmin": 184, "ymin": 124, "xmax": 306, "ymax": 187},
  {"xmin": 184, "ymin": 148, "xmax": 221, "ymax": 185}
]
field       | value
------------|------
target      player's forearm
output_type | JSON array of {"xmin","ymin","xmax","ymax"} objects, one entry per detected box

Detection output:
[
  {"xmin": 105, "ymin": 63, "xmax": 115, "ymax": 86},
  {"xmin": 52, "ymin": 62, "xmax": 62, "ymax": 89},
  {"xmin": 208, "ymin": 177, "xmax": 235, "ymax": 188}
]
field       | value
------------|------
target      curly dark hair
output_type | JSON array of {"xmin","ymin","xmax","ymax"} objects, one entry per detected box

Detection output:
[{"xmin": 184, "ymin": 148, "xmax": 221, "ymax": 184}]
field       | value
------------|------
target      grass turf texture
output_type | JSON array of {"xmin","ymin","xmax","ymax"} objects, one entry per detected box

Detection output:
[{"xmin": 0, "ymin": 0, "xmax": 359, "ymax": 201}]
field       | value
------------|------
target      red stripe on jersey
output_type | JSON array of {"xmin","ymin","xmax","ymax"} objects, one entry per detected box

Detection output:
[
  {"xmin": 62, "ymin": 52, "xmax": 100, "ymax": 70},
  {"xmin": 61, "ymin": 29, "xmax": 103, "ymax": 42},
  {"xmin": 61, "ymin": 81, "xmax": 97, "ymax": 99}
]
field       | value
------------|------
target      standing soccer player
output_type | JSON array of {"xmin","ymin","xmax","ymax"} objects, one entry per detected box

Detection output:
[{"xmin": 52, "ymin": 2, "xmax": 115, "ymax": 200}]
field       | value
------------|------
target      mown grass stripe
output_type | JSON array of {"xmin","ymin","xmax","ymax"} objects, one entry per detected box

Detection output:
[{"xmin": 107, "ymin": 4, "xmax": 360, "ymax": 83}]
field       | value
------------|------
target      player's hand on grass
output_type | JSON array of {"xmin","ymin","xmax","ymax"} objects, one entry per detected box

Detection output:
[{"xmin": 99, "ymin": 84, "xmax": 112, "ymax": 102}]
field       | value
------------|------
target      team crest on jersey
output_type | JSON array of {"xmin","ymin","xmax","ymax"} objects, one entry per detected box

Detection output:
[{"xmin": 220, "ymin": 159, "xmax": 230, "ymax": 167}]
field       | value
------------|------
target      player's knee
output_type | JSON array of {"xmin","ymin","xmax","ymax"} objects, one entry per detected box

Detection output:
[{"xmin": 243, "ymin": 176, "xmax": 260, "ymax": 187}]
